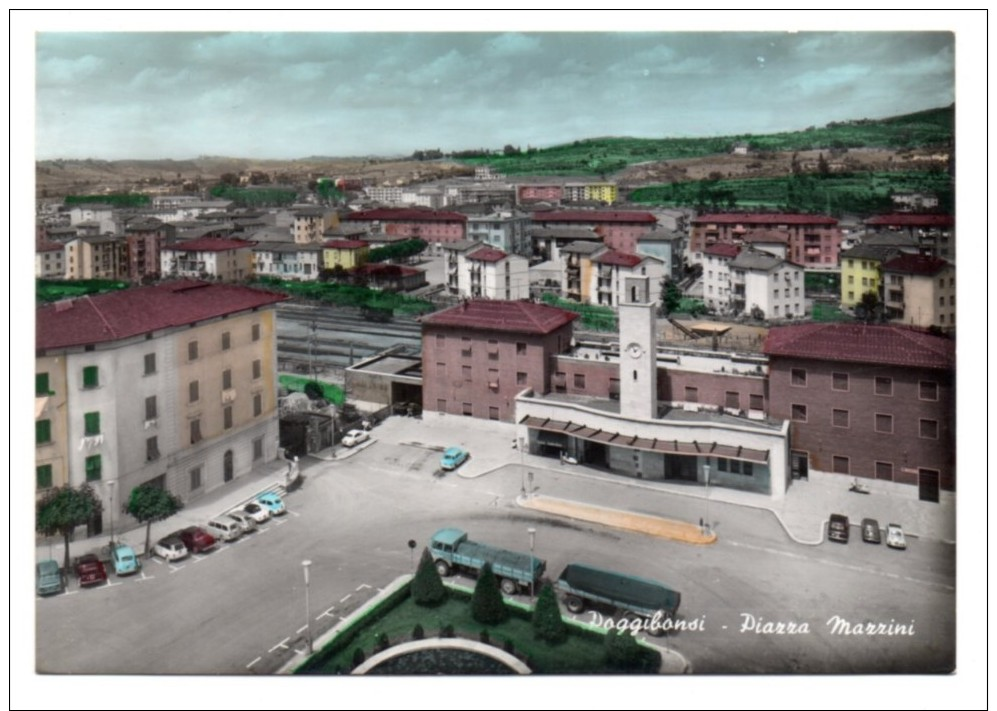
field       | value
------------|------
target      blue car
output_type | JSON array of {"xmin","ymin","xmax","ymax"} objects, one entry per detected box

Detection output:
[
  {"xmin": 257, "ymin": 491, "xmax": 287, "ymax": 516},
  {"xmin": 37, "ymin": 559, "xmax": 64, "ymax": 596},
  {"xmin": 440, "ymin": 447, "xmax": 470, "ymax": 471},
  {"xmin": 111, "ymin": 544, "xmax": 141, "ymax": 576}
]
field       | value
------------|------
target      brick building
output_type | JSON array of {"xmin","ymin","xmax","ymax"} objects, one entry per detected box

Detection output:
[
  {"xmin": 531, "ymin": 210, "xmax": 658, "ymax": 254},
  {"xmin": 691, "ymin": 213, "xmax": 841, "ymax": 269},
  {"xmin": 864, "ymin": 213, "xmax": 954, "ymax": 262},
  {"xmin": 764, "ymin": 324, "xmax": 954, "ymax": 500},
  {"xmin": 342, "ymin": 208, "xmax": 467, "ymax": 244}
]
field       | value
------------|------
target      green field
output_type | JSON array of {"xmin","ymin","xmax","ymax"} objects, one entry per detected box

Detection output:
[
  {"xmin": 252, "ymin": 277, "xmax": 435, "ymax": 315},
  {"xmin": 458, "ymin": 106, "xmax": 953, "ymax": 176},
  {"xmin": 540, "ymin": 293, "xmax": 617, "ymax": 332},
  {"xmin": 629, "ymin": 171, "xmax": 953, "ymax": 215},
  {"xmin": 209, "ymin": 184, "xmax": 298, "ymax": 206},
  {"xmin": 37, "ymin": 279, "xmax": 130, "ymax": 303},
  {"xmin": 296, "ymin": 585, "xmax": 660, "ymax": 675},
  {"xmin": 278, "ymin": 375, "xmax": 345, "ymax": 405}
]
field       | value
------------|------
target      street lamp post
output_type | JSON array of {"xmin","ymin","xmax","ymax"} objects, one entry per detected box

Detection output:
[
  {"xmin": 703, "ymin": 463, "xmax": 711, "ymax": 535},
  {"xmin": 106, "ymin": 480, "xmax": 117, "ymax": 547},
  {"xmin": 528, "ymin": 527, "xmax": 537, "ymax": 599},
  {"xmin": 302, "ymin": 560, "xmax": 313, "ymax": 654}
]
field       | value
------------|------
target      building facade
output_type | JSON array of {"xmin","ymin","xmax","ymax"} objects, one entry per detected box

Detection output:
[
  {"xmin": 252, "ymin": 242, "xmax": 323, "ymax": 281},
  {"xmin": 864, "ymin": 213, "xmax": 954, "ymax": 262},
  {"xmin": 343, "ymin": 208, "xmax": 467, "ymax": 244},
  {"xmin": 322, "ymin": 239, "xmax": 370, "ymax": 271},
  {"xmin": 35, "ymin": 243, "xmax": 65, "ymax": 279},
  {"xmin": 160, "ymin": 237, "xmax": 255, "ymax": 282},
  {"xmin": 65, "ymin": 235, "xmax": 127, "ymax": 280},
  {"xmin": 531, "ymin": 210, "xmax": 659, "ymax": 254},
  {"xmin": 881, "ymin": 255, "xmax": 956, "ymax": 331},
  {"xmin": 466, "ymin": 210, "xmax": 531, "ymax": 255},
  {"xmin": 727, "ymin": 249, "xmax": 805, "ymax": 320},
  {"xmin": 35, "ymin": 281, "xmax": 287, "ymax": 532},
  {"xmin": 691, "ymin": 213, "xmax": 841, "ymax": 269},
  {"xmin": 839, "ymin": 245, "xmax": 902, "ymax": 308}
]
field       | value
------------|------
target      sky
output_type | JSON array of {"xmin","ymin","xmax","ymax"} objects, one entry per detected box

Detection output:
[{"xmin": 32, "ymin": 21, "xmax": 957, "ymax": 160}]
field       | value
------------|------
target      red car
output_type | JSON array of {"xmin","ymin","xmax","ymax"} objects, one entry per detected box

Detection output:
[
  {"xmin": 74, "ymin": 554, "xmax": 108, "ymax": 587},
  {"xmin": 178, "ymin": 526, "xmax": 217, "ymax": 554}
]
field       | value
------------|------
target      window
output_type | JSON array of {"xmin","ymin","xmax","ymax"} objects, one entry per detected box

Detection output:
[
  {"xmin": 253, "ymin": 393, "xmax": 262, "ymax": 417},
  {"xmin": 749, "ymin": 394, "xmax": 764, "ymax": 411},
  {"xmin": 144, "ymin": 353, "xmax": 156, "ymax": 376},
  {"xmin": 252, "ymin": 359, "xmax": 262, "ymax": 380},
  {"xmin": 190, "ymin": 466, "xmax": 202, "ymax": 490},
  {"xmin": 790, "ymin": 368, "xmax": 807, "ymax": 386},
  {"xmin": 37, "ymin": 464, "xmax": 53, "ymax": 489},
  {"xmin": 146, "ymin": 436, "xmax": 160, "ymax": 461},
  {"xmin": 875, "ymin": 461, "xmax": 894, "ymax": 481},
  {"xmin": 875, "ymin": 376, "xmax": 892, "ymax": 396},
  {"xmin": 83, "ymin": 365, "xmax": 99, "ymax": 389},
  {"xmin": 436, "ymin": 399, "xmax": 446, "ymax": 411},
  {"xmin": 488, "ymin": 406, "xmax": 499, "ymax": 420},
  {"xmin": 725, "ymin": 391, "xmax": 740, "ymax": 409},
  {"xmin": 190, "ymin": 419, "xmax": 202, "ymax": 444},
  {"xmin": 832, "ymin": 456, "xmax": 849, "ymax": 474},
  {"xmin": 832, "ymin": 372, "xmax": 849, "ymax": 391},
  {"xmin": 847, "ymin": 275, "xmax": 854, "ymax": 285},
  {"xmin": 875, "ymin": 414, "xmax": 893, "ymax": 433},
  {"xmin": 188, "ymin": 340, "xmax": 199, "ymax": 361},
  {"xmin": 189, "ymin": 380, "xmax": 199, "ymax": 404},
  {"xmin": 222, "ymin": 331, "xmax": 231, "ymax": 351},
  {"xmin": 224, "ymin": 406, "xmax": 233, "ymax": 430},
  {"xmin": 488, "ymin": 368, "xmax": 499, "ymax": 389},
  {"xmin": 574, "ymin": 373, "xmax": 586, "ymax": 389},
  {"xmin": 517, "ymin": 371, "xmax": 527, "ymax": 385},
  {"xmin": 251, "ymin": 323, "xmax": 261, "ymax": 342},
  {"xmin": 435, "ymin": 333, "xmax": 445, "ymax": 345},
  {"xmin": 462, "ymin": 402, "xmax": 473, "ymax": 416},
  {"xmin": 36, "ymin": 372, "xmax": 50, "ymax": 395},
  {"xmin": 553, "ymin": 372, "xmax": 566, "ymax": 393},
  {"xmin": 919, "ymin": 419, "xmax": 939, "ymax": 439},
  {"xmin": 685, "ymin": 386, "xmax": 699, "ymax": 402},
  {"xmin": 36, "ymin": 419, "xmax": 52, "ymax": 445},
  {"xmin": 253, "ymin": 437, "xmax": 264, "ymax": 461},
  {"xmin": 791, "ymin": 404, "xmax": 807, "ymax": 422},
  {"xmin": 145, "ymin": 396, "xmax": 157, "ymax": 421},
  {"xmin": 85, "ymin": 454, "xmax": 102, "ymax": 481},
  {"xmin": 832, "ymin": 409, "xmax": 849, "ymax": 428},
  {"xmin": 84, "ymin": 412, "xmax": 101, "ymax": 436},
  {"xmin": 462, "ymin": 365, "xmax": 472, "ymax": 381},
  {"xmin": 516, "ymin": 342, "xmax": 527, "ymax": 355},
  {"xmin": 222, "ymin": 369, "xmax": 232, "ymax": 390},
  {"xmin": 919, "ymin": 381, "xmax": 938, "ymax": 401}
]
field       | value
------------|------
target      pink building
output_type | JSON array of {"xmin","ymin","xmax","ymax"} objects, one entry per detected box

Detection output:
[
  {"xmin": 517, "ymin": 184, "xmax": 564, "ymax": 203},
  {"xmin": 421, "ymin": 300, "xmax": 578, "ymax": 422},
  {"xmin": 342, "ymin": 208, "xmax": 467, "ymax": 244},
  {"xmin": 531, "ymin": 210, "xmax": 658, "ymax": 254},
  {"xmin": 691, "ymin": 213, "xmax": 841, "ymax": 268}
]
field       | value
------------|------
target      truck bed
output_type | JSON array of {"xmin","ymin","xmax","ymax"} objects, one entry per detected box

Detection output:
[
  {"xmin": 452, "ymin": 539, "xmax": 542, "ymax": 581},
  {"xmin": 558, "ymin": 563, "xmax": 680, "ymax": 614}
]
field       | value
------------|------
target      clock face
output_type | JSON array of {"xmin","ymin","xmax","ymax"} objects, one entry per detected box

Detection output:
[{"xmin": 626, "ymin": 342, "xmax": 643, "ymax": 358}]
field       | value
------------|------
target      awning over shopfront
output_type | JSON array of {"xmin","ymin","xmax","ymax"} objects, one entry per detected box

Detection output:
[{"xmin": 519, "ymin": 415, "xmax": 770, "ymax": 463}]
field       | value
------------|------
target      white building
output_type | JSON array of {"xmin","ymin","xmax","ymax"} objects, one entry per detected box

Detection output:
[
  {"xmin": 728, "ymin": 249, "xmax": 805, "ymax": 319},
  {"xmin": 36, "ymin": 243, "xmax": 66, "ymax": 279},
  {"xmin": 252, "ymin": 242, "xmax": 323, "ymax": 281},
  {"xmin": 160, "ymin": 237, "xmax": 255, "ymax": 282},
  {"xmin": 442, "ymin": 240, "xmax": 529, "ymax": 300},
  {"xmin": 589, "ymin": 250, "xmax": 665, "ymax": 308},
  {"xmin": 702, "ymin": 243, "xmax": 741, "ymax": 313},
  {"xmin": 466, "ymin": 210, "xmax": 531, "ymax": 256}
]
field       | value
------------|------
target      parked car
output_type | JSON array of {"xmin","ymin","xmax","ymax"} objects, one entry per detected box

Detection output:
[
  {"xmin": 257, "ymin": 492, "xmax": 286, "ymax": 516},
  {"xmin": 177, "ymin": 526, "xmax": 217, "ymax": 554},
  {"xmin": 153, "ymin": 536, "xmax": 189, "ymax": 562},
  {"xmin": 828, "ymin": 514, "xmax": 850, "ymax": 543},
  {"xmin": 36, "ymin": 559, "xmax": 64, "ymax": 596},
  {"xmin": 441, "ymin": 446, "xmax": 470, "ymax": 471},
  {"xmin": 206, "ymin": 517, "xmax": 243, "ymax": 543},
  {"xmin": 74, "ymin": 554, "xmax": 108, "ymax": 587},
  {"xmin": 342, "ymin": 429, "xmax": 370, "ymax": 447},
  {"xmin": 227, "ymin": 510, "xmax": 258, "ymax": 534},
  {"xmin": 886, "ymin": 523, "xmax": 907, "ymax": 550},
  {"xmin": 242, "ymin": 501, "xmax": 272, "ymax": 524},
  {"xmin": 860, "ymin": 518, "xmax": 882, "ymax": 544},
  {"xmin": 110, "ymin": 544, "xmax": 142, "ymax": 575}
]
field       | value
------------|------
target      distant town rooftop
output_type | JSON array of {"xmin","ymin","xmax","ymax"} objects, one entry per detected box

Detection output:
[
  {"xmin": 533, "ymin": 210, "xmax": 657, "ymax": 224},
  {"xmin": 865, "ymin": 213, "xmax": 954, "ymax": 228},
  {"xmin": 694, "ymin": 213, "xmax": 838, "ymax": 226}
]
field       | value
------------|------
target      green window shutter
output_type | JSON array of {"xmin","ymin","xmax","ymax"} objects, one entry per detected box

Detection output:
[
  {"xmin": 36, "ymin": 465, "xmax": 53, "ymax": 489},
  {"xmin": 36, "ymin": 419, "xmax": 52, "ymax": 445},
  {"xmin": 84, "ymin": 412, "xmax": 101, "ymax": 436},
  {"xmin": 36, "ymin": 373, "xmax": 51, "ymax": 396},
  {"xmin": 85, "ymin": 455, "xmax": 102, "ymax": 481},
  {"xmin": 83, "ymin": 366, "xmax": 99, "ymax": 388}
]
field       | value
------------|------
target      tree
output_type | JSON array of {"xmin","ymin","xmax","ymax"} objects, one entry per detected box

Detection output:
[
  {"xmin": 604, "ymin": 628, "xmax": 645, "ymax": 671},
  {"xmin": 411, "ymin": 548, "xmax": 447, "ymax": 607},
  {"xmin": 471, "ymin": 563, "xmax": 509, "ymax": 625},
  {"xmin": 126, "ymin": 485, "xmax": 184, "ymax": 558},
  {"xmin": 857, "ymin": 290, "xmax": 881, "ymax": 322},
  {"xmin": 661, "ymin": 280, "xmax": 682, "ymax": 315},
  {"xmin": 532, "ymin": 583, "xmax": 568, "ymax": 644},
  {"xmin": 36, "ymin": 483, "xmax": 103, "ymax": 572}
]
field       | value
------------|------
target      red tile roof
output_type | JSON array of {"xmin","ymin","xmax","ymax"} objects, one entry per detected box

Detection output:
[
  {"xmin": 881, "ymin": 254, "xmax": 951, "ymax": 276},
  {"xmin": 593, "ymin": 250, "xmax": 644, "ymax": 267},
  {"xmin": 533, "ymin": 210, "xmax": 657, "ymax": 224},
  {"xmin": 36, "ymin": 242, "xmax": 64, "ymax": 253},
  {"xmin": 741, "ymin": 230, "xmax": 790, "ymax": 243},
  {"xmin": 865, "ymin": 213, "xmax": 954, "ymax": 228},
  {"xmin": 36, "ymin": 280, "xmax": 288, "ymax": 350},
  {"xmin": 764, "ymin": 324, "xmax": 954, "ymax": 370},
  {"xmin": 421, "ymin": 300, "xmax": 578, "ymax": 335},
  {"xmin": 704, "ymin": 243, "xmax": 741, "ymax": 258},
  {"xmin": 323, "ymin": 239, "xmax": 369, "ymax": 249},
  {"xmin": 694, "ymin": 213, "xmax": 838, "ymax": 226},
  {"xmin": 345, "ymin": 208, "xmax": 467, "ymax": 222},
  {"xmin": 467, "ymin": 247, "xmax": 508, "ymax": 263},
  {"xmin": 164, "ymin": 237, "xmax": 253, "ymax": 252}
]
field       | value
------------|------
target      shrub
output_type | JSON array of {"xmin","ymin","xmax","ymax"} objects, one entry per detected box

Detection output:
[
  {"xmin": 479, "ymin": 629, "xmax": 490, "ymax": 645},
  {"xmin": 471, "ymin": 563, "xmax": 509, "ymax": 625},
  {"xmin": 411, "ymin": 548, "xmax": 448, "ymax": 607},
  {"xmin": 532, "ymin": 583, "xmax": 568, "ymax": 644},
  {"xmin": 376, "ymin": 632, "xmax": 390, "ymax": 652},
  {"xmin": 411, "ymin": 623, "xmax": 425, "ymax": 641},
  {"xmin": 351, "ymin": 648, "xmax": 366, "ymax": 669},
  {"xmin": 439, "ymin": 624, "xmax": 455, "ymax": 639}
]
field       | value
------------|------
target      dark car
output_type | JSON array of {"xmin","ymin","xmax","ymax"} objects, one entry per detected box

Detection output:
[
  {"xmin": 74, "ymin": 554, "xmax": 108, "ymax": 587},
  {"xmin": 828, "ymin": 514, "xmax": 849, "ymax": 543},
  {"xmin": 861, "ymin": 518, "xmax": 882, "ymax": 544},
  {"xmin": 177, "ymin": 526, "xmax": 217, "ymax": 554}
]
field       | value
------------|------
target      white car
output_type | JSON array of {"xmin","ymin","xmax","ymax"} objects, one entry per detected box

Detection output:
[
  {"xmin": 886, "ymin": 523, "xmax": 907, "ymax": 550},
  {"xmin": 342, "ymin": 429, "xmax": 370, "ymax": 447},
  {"xmin": 227, "ymin": 510, "xmax": 258, "ymax": 533},
  {"xmin": 241, "ymin": 501, "xmax": 272, "ymax": 524},
  {"xmin": 153, "ymin": 536, "xmax": 189, "ymax": 562}
]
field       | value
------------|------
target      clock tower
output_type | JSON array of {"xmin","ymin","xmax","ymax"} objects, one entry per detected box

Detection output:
[{"xmin": 618, "ymin": 276, "xmax": 658, "ymax": 419}]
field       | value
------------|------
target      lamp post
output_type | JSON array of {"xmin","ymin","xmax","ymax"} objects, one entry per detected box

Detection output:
[
  {"xmin": 302, "ymin": 560, "xmax": 313, "ymax": 654},
  {"xmin": 106, "ymin": 480, "xmax": 117, "ymax": 547},
  {"xmin": 703, "ymin": 463, "xmax": 711, "ymax": 535},
  {"xmin": 528, "ymin": 527, "xmax": 537, "ymax": 599}
]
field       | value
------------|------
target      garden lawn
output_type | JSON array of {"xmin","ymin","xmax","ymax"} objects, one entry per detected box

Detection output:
[{"xmin": 278, "ymin": 375, "xmax": 345, "ymax": 405}]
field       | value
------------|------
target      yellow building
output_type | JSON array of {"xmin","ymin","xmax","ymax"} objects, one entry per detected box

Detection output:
[
  {"xmin": 322, "ymin": 239, "xmax": 370, "ymax": 270},
  {"xmin": 35, "ymin": 356, "xmax": 70, "ymax": 496},
  {"xmin": 585, "ymin": 183, "xmax": 618, "ymax": 205},
  {"xmin": 64, "ymin": 235, "xmax": 127, "ymax": 280},
  {"xmin": 839, "ymin": 245, "xmax": 902, "ymax": 308}
]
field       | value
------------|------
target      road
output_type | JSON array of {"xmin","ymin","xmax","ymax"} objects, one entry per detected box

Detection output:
[{"xmin": 36, "ymin": 430, "xmax": 955, "ymax": 675}]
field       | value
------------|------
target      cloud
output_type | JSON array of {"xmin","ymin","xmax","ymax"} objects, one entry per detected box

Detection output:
[{"xmin": 482, "ymin": 32, "xmax": 542, "ymax": 57}]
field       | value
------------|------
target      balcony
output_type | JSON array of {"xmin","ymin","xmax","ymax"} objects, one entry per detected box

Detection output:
[{"xmin": 221, "ymin": 388, "xmax": 237, "ymax": 404}]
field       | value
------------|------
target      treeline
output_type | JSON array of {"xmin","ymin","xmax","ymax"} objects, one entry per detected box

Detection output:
[
  {"xmin": 64, "ymin": 193, "xmax": 151, "ymax": 208},
  {"xmin": 368, "ymin": 238, "xmax": 428, "ymax": 264}
]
